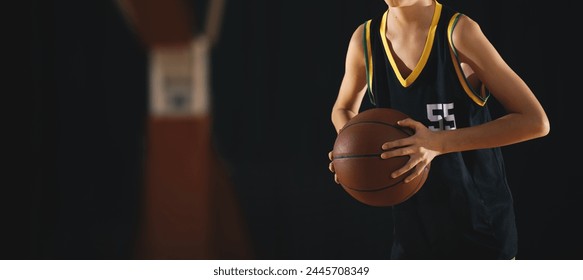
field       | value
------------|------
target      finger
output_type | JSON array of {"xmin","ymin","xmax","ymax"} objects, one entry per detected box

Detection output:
[
  {"xmin": 380, "ymin": 146, "xmax": 413, "ymax": 159},
  {"xmin": 328, "ymin": 151, "xmax": 333, "ymax": 160},
  {"xmin": 397, "ymin": 118, "xmax": 424, "ymax": 135},
  {"xmin": 390, "ymin": 156, "xmax": 422, "ymax": 178},
  {"xmin": 403, "ymin": 164, "xmax": 428, "ymax": 183},
  {"xmin": 396, "ymin": 118, "xmax": 419, "ymax": 128},
  {"xmin": 329, "ymin": 162, "xmax": 335, "ymax": 173},
  {"xmin": 391, "ymin": 163, "xmax": 413, "ymax": 179},
  {"xmin": 334, "ymin": 173, "xmax": 339, "ymax": 184},
  {"xmin": 381, "ymin": 138, "xmax": 412, "ymax": 151}
]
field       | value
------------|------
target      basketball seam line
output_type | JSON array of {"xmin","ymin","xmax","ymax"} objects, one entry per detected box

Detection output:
[
  {"xmin": 333, "ymin": 153, "xmax": 380, "ymax": 159},
  {"xmin": 341, "ymin": 121, "xmax": 412, "ymax": 136},
  {"xmin": 334, "ymin": 121, "xmax": 410, "ymax": 159},
  {"xmin": 342, "ymin": 178, "xmax": 405, "ymax": 192},
  {"xmin": 341, "ymin": 166, "xmax": 429, "ymax": 193}
]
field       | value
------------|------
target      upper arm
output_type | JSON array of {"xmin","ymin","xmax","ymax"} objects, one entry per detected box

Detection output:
[
  {"xmin": 451, "ymin": 16, "xmax": 546, "ymax": 117},
  {"xmin": 333, "ymin": 24, "xmax": 368, "ymax": 114}
]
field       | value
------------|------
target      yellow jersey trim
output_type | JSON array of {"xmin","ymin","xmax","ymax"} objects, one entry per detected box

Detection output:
[
  {"xmin": 447, "ymin": 13, "xmax": 489, "ymax": 106},
  {"xmin": 380, "ymin": 2, "xmax": 442, "ymax": 88},
  {"xmin": 365, "ymin": 20, "xmax": 374, "ymax": 100}
]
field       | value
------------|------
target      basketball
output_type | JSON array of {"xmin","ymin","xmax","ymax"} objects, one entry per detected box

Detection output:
[{"xmin": 332, "ymin": 108, "xmax": 430, "ymax": 207}]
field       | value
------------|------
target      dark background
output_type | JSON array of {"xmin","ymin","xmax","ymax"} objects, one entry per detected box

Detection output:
[{"xmin": 11, "ymin": 0, "xmax": 580, "ymax": 259}]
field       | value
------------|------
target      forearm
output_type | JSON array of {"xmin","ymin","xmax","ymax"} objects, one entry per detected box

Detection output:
[
  {"xmin": 438, "ymin": 112, "xmax": 549, "ymax": 154},
  {"xmin": 331, "ymin": 107, "xmax": 359, "ymax": 133}
]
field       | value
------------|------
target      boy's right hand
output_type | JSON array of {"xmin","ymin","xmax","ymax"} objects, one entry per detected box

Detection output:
[{"xmin": 328, "ymin": 151, "xmax": 339, "ymax": 184}]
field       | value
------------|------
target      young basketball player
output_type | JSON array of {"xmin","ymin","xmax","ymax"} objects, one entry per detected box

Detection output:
[{"xmin": 328, "ymin": 0, "xmax": 550, "ymax": 259}]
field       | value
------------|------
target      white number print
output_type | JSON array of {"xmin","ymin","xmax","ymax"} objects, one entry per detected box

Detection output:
[{"xmin": 426, "ymin": 103, "xmax": 456, "ymax": 131}]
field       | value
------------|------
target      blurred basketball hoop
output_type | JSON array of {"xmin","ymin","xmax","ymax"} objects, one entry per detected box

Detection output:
[
  {"xmin": 115, "ymin": 0, "xmax": 252, "ymax": 259},
  {"xmin": 116, "ymin": 0, "xmax": 223, "ymax": 117},
  {"xmin": 148, "ymin": 36, "xmax": 210, "ymax": 117}
]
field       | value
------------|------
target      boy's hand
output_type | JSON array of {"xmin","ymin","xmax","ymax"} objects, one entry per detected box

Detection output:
[{"xmin": 328, "ymin": 151, "xmax": 339, "ymax": 184}]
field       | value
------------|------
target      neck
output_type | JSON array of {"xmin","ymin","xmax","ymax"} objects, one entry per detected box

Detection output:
[{"xmin": 385, "ymin": 0, "xmax": 435, "ymax": 28}]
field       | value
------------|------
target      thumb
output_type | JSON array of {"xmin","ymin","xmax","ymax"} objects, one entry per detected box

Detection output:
[{"xmin": 396, "ymin": 118, "xmax": 419, "ymax": 135}]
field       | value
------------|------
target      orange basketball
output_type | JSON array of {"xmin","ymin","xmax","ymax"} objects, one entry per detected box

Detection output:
[{"xmin": 332, "ymin": 108, "xmax": 430, "ymax": 207}]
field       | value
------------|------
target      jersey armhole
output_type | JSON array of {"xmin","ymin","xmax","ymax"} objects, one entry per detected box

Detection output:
[
  {"xmin": 363, "ymin": 20, "xmax": 376, "ymax": 106},
  {"xmin": 447, "ymin": 13, "xmax": 490, "ymax": 107}
]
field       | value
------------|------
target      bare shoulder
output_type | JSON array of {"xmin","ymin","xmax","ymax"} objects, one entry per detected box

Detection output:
[
  {"xmin": 343, "ymin": 23, "xmax": 367, "ymax": 67},
  {"xmin": 347, "ymin": 23, "xmax": 365, "ymax": 53},
  {"xmin": 451, "ymin": 14, "xmax": 487, "ymax": 48},
  {"xmin": 450, "ymin": 14, "xmax": 497, "ymax": 66},
  {"xmin": 352, "ymin": 23, "xmax": 365, "ymax": 40}
]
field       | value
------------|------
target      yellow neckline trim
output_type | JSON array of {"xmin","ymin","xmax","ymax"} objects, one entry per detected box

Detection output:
[{"xmin": 380, "ymin": 1, "xmax": 442, "ymax": 88}]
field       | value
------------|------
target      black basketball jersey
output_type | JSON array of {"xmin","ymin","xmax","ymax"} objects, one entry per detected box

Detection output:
[{"xmin": 363, "ymin": 1, "xmax": 518, "ymax": 259}]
